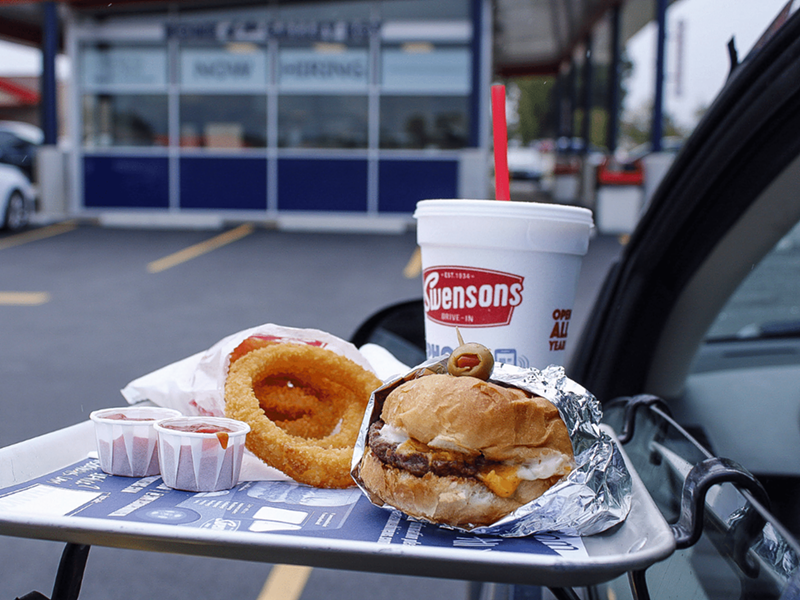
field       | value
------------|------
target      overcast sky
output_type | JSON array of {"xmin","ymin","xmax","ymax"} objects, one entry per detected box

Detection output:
[
  {"xmin": 0, "ymin": 40, "xmax": 40, "ymax": 73},
  {"xmin": 625, "ymin": 0, "xmax": 791, "ymax": 128},
  {"xmin": 0, "ymin": 39, "xmax": 69, "ymax": 78}
]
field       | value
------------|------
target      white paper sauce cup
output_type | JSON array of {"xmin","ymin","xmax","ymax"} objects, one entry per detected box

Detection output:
[
  {"xmin": 154, "ymin": 416, "xmax": 250, "ymax": 492},
  {"xmin": 90, "ymin": 406, "xmax": 182, "ymax": 477},
  {"xmin": 414, "ymin": 199, "xmax": 593, "ymax": 369}
]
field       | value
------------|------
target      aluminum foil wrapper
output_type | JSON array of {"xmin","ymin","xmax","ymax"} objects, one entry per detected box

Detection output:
[{"xmin": 351, "ymin": 358, "xmax": 632, "ymax": 537}]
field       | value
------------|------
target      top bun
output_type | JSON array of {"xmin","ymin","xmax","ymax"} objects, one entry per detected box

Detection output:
[{"xmin": 381, "ymin": 374, "xmax": 573, "ymax": 462}]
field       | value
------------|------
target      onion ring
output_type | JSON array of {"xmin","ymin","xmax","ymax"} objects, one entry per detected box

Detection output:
[
  {"xmin": 256, "ymin": 382, "xmax": 339, "ymax": 439},
  {"xmin": 224, "ymin": 343, "xmax": 381, "ymax": 488}
]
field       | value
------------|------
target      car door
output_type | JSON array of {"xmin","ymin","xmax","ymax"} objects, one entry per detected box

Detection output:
[{"xmin": 569, "ymin": 2, "xmax": 800, "ymax": 534}]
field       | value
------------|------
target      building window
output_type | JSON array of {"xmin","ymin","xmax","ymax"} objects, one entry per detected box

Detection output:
[
  {"xmin": 379, "ymin": 96, "xmax": 469, "ymax": 149},
  {"xmin": 80, "ymin": 43, "xmax": 169, "ymax": 148},
  {"xmin": 381, "ymin": 45, "xmax": 471, "ymax": 94},
  {"xmin": 278, "ymin": 95, "xmax": 368, "ymax": 148},
  {"xmin": 81, "ymin": 45, "xmax": 167, "ymax": 87},
  {"xmin": 276, "ymin": 38, "xmax": 370, "ymax": 149},
  {"xmin": 82, "ymin": 94, "xmax": 168, "ymax": 147},
  {"xmin": 75, "ymin": 1, "xmax": 478, "ymax": 157},
  {"xmin": 378, "ymin": 32, "xmax": 472, "ymax": 150},
  {"xmin": 180, "ymin": 95, "xmax": 267, "ymax": 148},
  {"xmin": 177, "ymin": 43, "xmax": 268, "ymax": 149}
]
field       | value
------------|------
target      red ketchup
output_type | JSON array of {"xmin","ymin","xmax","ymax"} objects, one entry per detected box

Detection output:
[
  {"xmin": 162, "ymin": 422, "xmax": 235, "ymax": 449},
  {"xmin": 103, "ymin": 413, "xmax": 156, "ymax": 421}
]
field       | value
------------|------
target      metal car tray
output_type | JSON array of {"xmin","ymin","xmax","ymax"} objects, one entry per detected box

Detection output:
[{"xmin": 0, "ymin": 421, "xmax": 675, "ymax": 589}]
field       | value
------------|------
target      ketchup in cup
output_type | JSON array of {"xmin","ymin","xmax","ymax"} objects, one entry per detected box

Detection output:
[
  {"xmin": 154, "ymin": 416, "xmax": 250, "ymax": 492},
  {"xmin": 160, "ymin": 421, "xmax": 235, "ymax": 449},
  {"xmin": 103, "ymin": 413, "xmax": 159, "ymax": 421},
  {"xmin": 90, "ymin": 406, "xmax": 182, "ymax": 477}
]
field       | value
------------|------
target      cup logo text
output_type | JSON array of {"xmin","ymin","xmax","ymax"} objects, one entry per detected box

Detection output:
[
  {"xmin": 549, "ymin": 308, "xmax": 572, "ymax": 351},
  {"xmin": 423, "ymin": 266, "xmax": 524, "ymax": 327}
]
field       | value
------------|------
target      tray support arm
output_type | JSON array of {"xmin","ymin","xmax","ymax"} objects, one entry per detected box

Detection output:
[
  {"xmin": 51, "ymin": 543, "xmax": 90, "ymax": 600},
  {"xmin": 671, "ymin": 457, "xmax": 769, "ymax": 550}
]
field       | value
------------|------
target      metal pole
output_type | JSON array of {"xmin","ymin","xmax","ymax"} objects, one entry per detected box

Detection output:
[
  {"xmin": 567, "ymin": 59, "xmax": 577, "ymax": 140},
  {"xmin": 580, "ymin": 36, "xmax": 593, "ymax": 154},
  {"xmin": 651, "ymin": 0, "xmax": 667, "ymax": 152},
  {"xmin": 554, "ymin": 72, "xmax": 563, "ymax": 139},
  {"xmin": 468, "ymin": 0, "xmax": 482, "ymax": 148},
  {"xmin": 607, "ymin": 3, "xmax": 622, "ymax": 153},
  {"xmin": 41, "ymin": 1, "xmax": 59, "ymax": 145}
]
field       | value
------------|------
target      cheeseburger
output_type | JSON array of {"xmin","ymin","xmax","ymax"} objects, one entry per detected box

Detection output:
[{"xmin": 357, "ymin": 373, "xmax": 575, "ymax": 528}]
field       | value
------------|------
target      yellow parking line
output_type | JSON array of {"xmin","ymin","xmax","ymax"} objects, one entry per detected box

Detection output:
[
  {"xmin": 0, "ymin": 221, "xmax": 78, "ymax": 251},
  {"xmin": 403, "ymin": 246, "xmax": 422, "ymax": 279},
  {"xmin": 0, "ymin": 292, "xmax": 50, "ymax": 305},
  {"xmin": 147, "ymin": 223, "xmax": 255, "ymax": 273},
  {"xmin": 256, "ymin": 565, "xmax": 312, "ymax": 600}
]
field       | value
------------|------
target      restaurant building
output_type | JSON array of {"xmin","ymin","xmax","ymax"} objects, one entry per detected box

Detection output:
[{"xmin": 64, "ymin": 0, "xmax": 490, "ymax": 229}]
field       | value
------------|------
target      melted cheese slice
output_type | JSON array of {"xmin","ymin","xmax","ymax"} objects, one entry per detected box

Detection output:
[
  {"xmin": 396, "ymin": 437, "xmax": 465, "ymax": 462},
  {"xmin": 478, "ymin": 452, "xmax": 573, "ymax": 498},
  {"xmin": 477, "ymin": 465, "xmax": 522, "ymax": 498}
]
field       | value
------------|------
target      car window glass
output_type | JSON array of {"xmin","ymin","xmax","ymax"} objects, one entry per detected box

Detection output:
[
  {"xmin": 705, "ymin": 218, "xmax": 800, "ymax": 341},
  {"xmin": 598, "ymin": 402, "xmax": 800, "ymax": 600}
]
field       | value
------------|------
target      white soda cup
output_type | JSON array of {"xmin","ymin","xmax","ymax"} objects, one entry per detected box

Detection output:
[{"xmin": 414, "ymin": 199, "xmax": 593, "ymax": 369}]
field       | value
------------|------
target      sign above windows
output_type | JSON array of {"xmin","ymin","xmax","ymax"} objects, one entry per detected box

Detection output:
[
  {"xmin": 166, "ymin": 20, "xmax": 376, "ymax": 43},
  {"xmin": 181, "ymin": 48, "xmax": 268, "ymax": 90},
  {"xmin": 279, "ymin": 48, "xmax": 369, "ymax": 90},
  {"xmin": 270, "ymin": 21, "xmax": 374, "ymax": 42}
]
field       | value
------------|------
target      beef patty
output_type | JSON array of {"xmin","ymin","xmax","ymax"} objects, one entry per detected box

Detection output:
[{"xmin": 368, "ymin": 420, "xmax": 497, "ymax": 479}]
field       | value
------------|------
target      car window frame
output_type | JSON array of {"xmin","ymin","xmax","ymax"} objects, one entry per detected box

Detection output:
[{"xmin": 569, "ymin": 8, "xmax": 800, "ymax": 404}]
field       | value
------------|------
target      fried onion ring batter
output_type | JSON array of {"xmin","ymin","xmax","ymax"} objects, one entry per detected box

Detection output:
[{"xmin": 224, "ymin": 343, "xmax": 381, "ymax": 488}]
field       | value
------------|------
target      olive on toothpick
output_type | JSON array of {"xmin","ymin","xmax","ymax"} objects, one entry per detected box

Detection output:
[{"xmin": 447, "ymin": 329, "xmax": 494, "ymax": 380}]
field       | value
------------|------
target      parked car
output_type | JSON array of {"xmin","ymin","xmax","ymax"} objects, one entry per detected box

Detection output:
[
  {"xmin": 351, "ymin": 3, "xmax": 800, "ymax": 597},
  {"xmin": 507, "ymin": 144, "xmax": 546, "ymax": 182},
  {"xmin": 553, "ymin": 136, "xmax": 606, "ymax": 184},
  {"xmin": 595, "ymin": 137, "xmax": 685, "ymax": 187},
  {"xmin": 0, "ymin": 162, "xmax": 36, "ymax": 231},
  {"xmin": 0, "ymin": 121, "xmax": 42, "ymax": 182}
]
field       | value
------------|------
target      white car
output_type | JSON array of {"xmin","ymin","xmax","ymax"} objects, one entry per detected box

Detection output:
[
  {"xmin": 0, "ymin": 162, "xmax": 36, "ymax": 231},
  {"xmin": 506, "ymin": 145, "xmax": 545, "ymax": 182}
]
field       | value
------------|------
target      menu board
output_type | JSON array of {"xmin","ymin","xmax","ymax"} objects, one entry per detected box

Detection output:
[{"xmin": 0, "ymin": 458, "xmax": 587, "ymax": 557}]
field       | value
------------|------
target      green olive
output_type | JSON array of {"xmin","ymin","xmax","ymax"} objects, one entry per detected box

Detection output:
[{"xmin": 447, "ymin": 342, "xmax": 494, "ymax": 380}]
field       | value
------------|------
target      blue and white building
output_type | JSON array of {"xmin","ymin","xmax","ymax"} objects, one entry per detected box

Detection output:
[{"xmin": 64, "ymin": 0, "xmax": 491, "ymax": 229}]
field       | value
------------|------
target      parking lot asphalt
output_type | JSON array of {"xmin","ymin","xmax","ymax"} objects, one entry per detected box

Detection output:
[{"xmin": 0, "ymin": 220, "xmax": 622, "ymax": 600}]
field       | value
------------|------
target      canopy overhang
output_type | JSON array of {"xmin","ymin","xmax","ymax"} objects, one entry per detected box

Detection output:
[{"xmin": 494, "ymin": 0, "xmax": 664, "ymax": 76}]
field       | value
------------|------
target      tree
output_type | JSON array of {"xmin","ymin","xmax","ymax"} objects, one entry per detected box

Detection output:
[
  {"xmin": 511, "ymin": 76, "xmax": 556, "ymax": 144},
  {"xmin": 620, "ymin": 102, "xmax": 688, "ymax": 149},
  {"xmin": 507, "ymin": 52, "xmax": 633, "ymax": 149}
]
